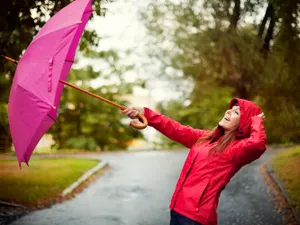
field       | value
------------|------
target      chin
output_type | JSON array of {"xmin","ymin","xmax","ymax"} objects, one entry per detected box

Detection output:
[{"xmin": 219, "ymin": 122, "xmax": 228, "ymax": 130}]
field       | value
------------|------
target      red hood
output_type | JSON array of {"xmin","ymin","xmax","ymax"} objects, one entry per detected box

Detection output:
[
  {"xmin": 230, "ymin": 98, "xmax": 262, "ymax": 139},
  {"xmin": 212, "ymin": 98, "xmax": 262, "ymax": 141}
]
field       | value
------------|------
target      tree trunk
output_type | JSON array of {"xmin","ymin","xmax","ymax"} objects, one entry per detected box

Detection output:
[
  {"xmin": 56, "ymin": 118, "xmax": 63, "ymax": 149},
  {"xmin": 257, "ymin": 4, "xmax": 273, "ymax": 40},
  {"xmin": 0, "ymin": 136, "xmax": 10, "ymax": 152},
  {"xmin": 263, "ymin": 5, "xmax": 275, "ymax": 52},
  {"xmin": 230, "ymin": 0, "xmax": 241, "ymax": 30}
]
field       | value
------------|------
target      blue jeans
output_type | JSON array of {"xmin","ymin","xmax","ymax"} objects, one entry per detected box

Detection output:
[{"xmin": 169, "ymin": 210, "xmax": 202, "ymax": 225}]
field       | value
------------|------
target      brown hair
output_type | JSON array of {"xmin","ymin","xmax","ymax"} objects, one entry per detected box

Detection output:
[{"xmin": 195, "ymin": 127, "xmax": 237, "ymax": 153}]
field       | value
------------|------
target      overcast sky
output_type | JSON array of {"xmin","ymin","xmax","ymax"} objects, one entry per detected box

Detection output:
[{"xmin": 75, "ymin": 0, "xmax": 183, "ymax": 106}]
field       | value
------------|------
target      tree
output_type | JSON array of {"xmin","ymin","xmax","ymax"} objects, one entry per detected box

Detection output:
[{"xmin": 0, "ymin": 0, "xmax": 106, "ymax": 60}]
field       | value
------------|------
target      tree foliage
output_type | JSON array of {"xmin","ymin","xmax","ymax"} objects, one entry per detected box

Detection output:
[{"xmin": 142, "ymin": 0, "xmax": 300, "ymax": 143}]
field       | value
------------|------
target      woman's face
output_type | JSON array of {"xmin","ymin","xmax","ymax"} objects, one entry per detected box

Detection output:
[{"xmin": 218, "ymin": 105, "xmax": 240, "ymax": 132}]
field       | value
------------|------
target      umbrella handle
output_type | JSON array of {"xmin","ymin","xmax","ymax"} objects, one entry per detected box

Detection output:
[
  {"xmin": 59, "ymin": 80, "xmax": 148, "ymax": 130},
  {"xmin": 129, "ymin": 113, "xmax": 148, "ymax": 130}
]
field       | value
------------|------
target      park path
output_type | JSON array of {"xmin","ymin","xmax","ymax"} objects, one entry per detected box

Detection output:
[{"xmin": 10, "ymin": 148, "xmax": 283, "ymax": 225}]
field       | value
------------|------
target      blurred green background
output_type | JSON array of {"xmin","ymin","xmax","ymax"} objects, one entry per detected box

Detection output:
[{"xmin": 1, "ymin": 0, "xmax": 300, "ymax": 153}]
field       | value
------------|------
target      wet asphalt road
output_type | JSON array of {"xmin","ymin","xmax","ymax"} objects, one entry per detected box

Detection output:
[{"xmin": 10, "ymin": 149, "xmax": 283, "ymax": 225}]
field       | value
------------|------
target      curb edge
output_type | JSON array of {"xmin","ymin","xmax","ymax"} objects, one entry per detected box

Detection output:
[
  {"xmin": 0, "ymin": 200, "xmax": 27, "ymax": 209},
  {"xmin": 266, "ymin": 163, "xmax": 300, "ymax": 225},
  {"xmin": 61, "ymin": 161, "xmax": 109, "ymax": 197}
]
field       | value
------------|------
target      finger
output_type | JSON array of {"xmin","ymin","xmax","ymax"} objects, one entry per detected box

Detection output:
[
  {"xmin": 133, "ymin": 107, "xmax": 140, "ymax": 112},
  {"xmin": 133, "ymin": 111, "xmax": 139, "ymax": 117},
  {"xmin": 123, "ymin": 107, "xmax": 143, "ymax": 118},
  {"xmin": 258, "ymin": 112, "xmax": 264, "ymax": 117},
  {"xmin": 128, "ymin": 112, "xmax": 134, "ymax": 117},
  {"xmin": 258, "ymin": 112, "xmax": 265, "ymax": 120},
  {"xmin": 125, "ymin": 108, "xmax": 134, "ymax": 115},
  {"xmin": 129, "ymin": 111, "xmax": 138, "ymax": 118},
  {"xmin": 122, "ymin": 108, "xmax": 129, "ymax": 114},
  {"xmin": 128, "ymin": 113, "xmax": 138, "ymax": 119}
]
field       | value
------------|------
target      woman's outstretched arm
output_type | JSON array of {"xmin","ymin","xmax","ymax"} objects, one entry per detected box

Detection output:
[{"xmin": 123, "ymin": 107, "xmax": 210, "ymax": 148}]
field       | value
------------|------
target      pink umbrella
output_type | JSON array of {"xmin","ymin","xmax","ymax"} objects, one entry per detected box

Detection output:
[{"xmin": 7, "ymin": 0, "xmax": 147, "ymax": 167}]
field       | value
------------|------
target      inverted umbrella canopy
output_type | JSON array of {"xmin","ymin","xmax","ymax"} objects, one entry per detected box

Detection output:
[{"xmin": 8, "ymin": 0, "xmax": 93, "ymax": 167}]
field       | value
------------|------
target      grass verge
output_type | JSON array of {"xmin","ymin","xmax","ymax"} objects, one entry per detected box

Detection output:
[
  {"xmin": 0, "ymin": 158, "xmax": 99, "ymax": 208},
  {"xmin": 271, "ymin": 146, "xmax": 300, "ymax": 215}
]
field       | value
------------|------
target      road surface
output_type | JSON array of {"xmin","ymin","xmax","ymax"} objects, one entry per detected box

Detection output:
[{"xmin": 11, "ymin": 149, "xmax": 283, "ymax": 225}]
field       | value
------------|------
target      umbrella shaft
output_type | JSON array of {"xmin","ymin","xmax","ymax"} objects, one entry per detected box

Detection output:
[
  {"xmin": 59, "ymin": 80, "xmax": 126, "ymax": 110},
  {"xmin": 1, "ymin": 55, "xmax": 18, "ymax": 64},
  {"xmin": 0, "ymin": 57, "xmax": 126, "ymax": 110}
]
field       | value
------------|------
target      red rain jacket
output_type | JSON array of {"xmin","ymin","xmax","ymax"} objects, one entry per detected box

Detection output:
[{"xmin": 143, "ymin": 98, "xmax": 267, "ymax": 225}]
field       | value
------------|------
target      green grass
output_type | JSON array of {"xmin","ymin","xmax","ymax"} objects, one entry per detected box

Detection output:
[
  {"xmin": 33, "ymin": 149, "xmax": 93, "ymax": 155},
  {"xmin": 0, "ymin": 158, "xmax": 99, "ymax": 207},
  {"xmin": 1, "ymin": 149, "xmax": 95, "ymax": 156},
  {"xmin": 271, "ymin": 146, "xmax": 300, "ymax": 212}
]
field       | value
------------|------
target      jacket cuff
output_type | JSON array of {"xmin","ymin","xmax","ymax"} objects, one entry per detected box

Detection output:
[
  {"xmin": 143, "ymin": 107, "xmax": 154, "ymax": 124},
  {"xmin": 143, "ymin": 107, "xmax": 151, "ymax": 118}
]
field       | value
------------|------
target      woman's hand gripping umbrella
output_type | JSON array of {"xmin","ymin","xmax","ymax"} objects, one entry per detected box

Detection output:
[{"xmin": 3, "ymin": 0, "xmax": 147, "ymax": 168}]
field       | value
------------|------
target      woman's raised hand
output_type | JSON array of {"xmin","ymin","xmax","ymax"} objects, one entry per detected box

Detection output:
[
  {"xmin": 122, "ymin": 107, "xmax": 144, "ymax": 119},
  {"xmin": 258, "ymin": 112, "xmax": 265, "ymax": 121}
]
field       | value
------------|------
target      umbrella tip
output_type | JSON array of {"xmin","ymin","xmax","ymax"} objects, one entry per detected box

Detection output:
[
  {"xmin": 18, "ymin": 161, "xmax": 29, "ymax": 169},
  {"xmin": 24, "ymin": 158, "xmax": 30, "ymax": 167}
]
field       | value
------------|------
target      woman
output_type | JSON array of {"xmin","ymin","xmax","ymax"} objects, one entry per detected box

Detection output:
[{"xmin": 122, "ymin": 98, "xmax": 266, "ymax": 225}]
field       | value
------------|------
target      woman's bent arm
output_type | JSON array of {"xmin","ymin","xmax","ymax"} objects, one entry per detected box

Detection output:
[{"xmin": 231, "ymin": 116, "xmax": 267, "ymax": 165}]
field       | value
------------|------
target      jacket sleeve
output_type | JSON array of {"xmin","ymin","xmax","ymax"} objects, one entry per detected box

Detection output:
[
  {"xmin": 144, "ymin": 107, "xmax": 210, "ymax": 148},
  {"xmin": 231, "ymin": 116, "xmax": 267, "ymax": 166}
]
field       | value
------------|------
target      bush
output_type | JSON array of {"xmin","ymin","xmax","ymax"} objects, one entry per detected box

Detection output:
[{"xmin": 65, "ymin": 136, "xmax": 97, "ymax": 151}]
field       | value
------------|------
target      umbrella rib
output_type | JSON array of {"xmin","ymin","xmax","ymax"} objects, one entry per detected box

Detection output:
[
  {"xmin": 16, "ymin": 84, "xmax": 58, "ymax": 124},
  {"xmin": 29, "ymin": 23, "xmax": 83, "ymax": 47},
  {"xmin": 17, "ymin": 84, "xmax": 54, "ymax": 109},
  {"xmin": 85, "ymin": 10, "xmax": 94, "ymax": 14},
  {"xmin": 27, "ymin": 4, "xmax": 93, "ymax": 51},
  {"xmin": 47, "ymin": 111, "xmax": 57, "ymax": 122}
]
